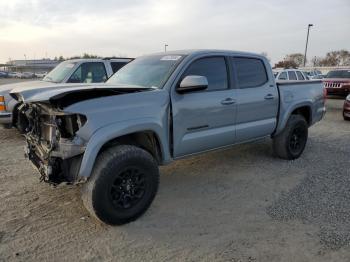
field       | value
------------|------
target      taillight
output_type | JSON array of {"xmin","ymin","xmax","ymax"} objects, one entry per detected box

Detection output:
[
  {"xmin": 0, "ymin": 96, "xmax": 6, "ymax": 111},
  {"xmin": 323, "ymin": 88, "xmax": 327, "ymax": 102}
]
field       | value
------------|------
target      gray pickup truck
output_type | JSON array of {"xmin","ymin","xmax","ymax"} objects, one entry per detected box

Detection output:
[
  {"xmin": 0, "ymin": 57, "xmax": 132, "ymax": 131},
  {"xmin": 10, "ymin": 50, "xmax": 326, "ymax": 225}
]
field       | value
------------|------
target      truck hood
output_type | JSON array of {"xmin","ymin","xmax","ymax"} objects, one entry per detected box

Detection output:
[
  {"xmin": 10, "ymin": 83, "xmax": 154, "ymax": 105},
  {"xmin": 322, "ymin": 78, "xmax": 350, "ymax": 83}
]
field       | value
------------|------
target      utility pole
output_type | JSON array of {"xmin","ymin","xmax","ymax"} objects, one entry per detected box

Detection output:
[
  {"xmin": 164, "ymin": 44, "xmax": 168, "ymax": 52},
  {"xmin": 303, "ymin": 24, "xmax": 313, "ymax": 67}
]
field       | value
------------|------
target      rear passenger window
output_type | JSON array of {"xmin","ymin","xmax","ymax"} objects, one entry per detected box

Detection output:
[
  {"xmin": 288, "ymin": 71, "xmax": 297, "ymax": 80},
  {"xmin": 296, "ymin": 71, "xmax": 305, "ymax": 80},
  {"xmin": 278, "ymin": 72, "xmax": 287, "ymax": 80},
  {"xmin": 183, "ymin": 57, "xmax": 228, "ymax": 91},
  {"xmin": 232, "ymin": 57, "xmax": 267, "ymax": 88},
  {"xmin": 111, "ymin": 62, "xmax": 128, "ymax": 73}
]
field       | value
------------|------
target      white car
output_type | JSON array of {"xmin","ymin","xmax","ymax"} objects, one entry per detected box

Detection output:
[
  {"xmin": 274, "ymin": 69, "xmax": 309, "ymax": 81},
  {"xmin": 8, "ymin": 72, "xmax": 22, "ymax": 78},
  {"xmin": 7, "ymin": 72, "xmax": 17, "ymax": 78},
  {"xmin": 20, "ymin": 72, "xmax": 35, "ymax": 79},
  {"xmin": 306, "ymin": 70, "xmax": 323, "ymax": 79},
  {"xmin": 35, "ymin": 72, "xmax": 47, "ymax": 78}
]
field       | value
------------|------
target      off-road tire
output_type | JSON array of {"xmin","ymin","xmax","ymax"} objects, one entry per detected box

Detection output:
[
  {"xmin": 81, "ymin": 145, "xmax": 159, "ymax": 225},
  {"xmin": 16, "ymin": 110, "xmax": 28, "ymax": 134},
  {"xmin": 273, "ymin": 115, "xmax": 308, "ymax": 160}
]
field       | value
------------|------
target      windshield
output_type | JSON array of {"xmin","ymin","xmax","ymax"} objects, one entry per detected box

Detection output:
[
  {"xmin": 43, "ymin": 61, "xmax": 77, "ymax": 83},
  {"xmin": 106, "ymin": 55, "xmax": 183, "ymax": 88},
  {"xmin": 326, "ymin": 70, "xmax": 350, "ymax": 79}
]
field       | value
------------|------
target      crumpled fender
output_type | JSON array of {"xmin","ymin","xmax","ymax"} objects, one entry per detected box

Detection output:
[{"xmin": 77, "ymin": 117, "xmax": 171, "ymax": 178}]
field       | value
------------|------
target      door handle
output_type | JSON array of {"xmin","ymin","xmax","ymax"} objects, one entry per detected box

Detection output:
[
  {"xmin": 264, "ymin": 94, "xmax": 275, "ymax": 100},
  {"xmin": 221, "ymin": 98, "xmax": 236, "ymax": 105}
]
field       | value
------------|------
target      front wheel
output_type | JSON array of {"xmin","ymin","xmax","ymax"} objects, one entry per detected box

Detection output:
[
  {"xmin": 16, "ymin": 109, "xmax": 29, "ymax": 134},
  {"xmin": 81, "ymin": 145, "xmax": 159, "ymax": 225},
  {"xmin": 272, "ymin": 115, "xmax": 308, "ymax": 160}
]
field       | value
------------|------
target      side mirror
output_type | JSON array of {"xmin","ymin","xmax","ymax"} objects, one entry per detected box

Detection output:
[{"xmin": 177, "ymin": 75, "xmax": 208, "ymax": 93}]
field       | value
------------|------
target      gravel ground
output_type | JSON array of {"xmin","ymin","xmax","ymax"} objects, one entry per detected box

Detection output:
[
  {"xmin": 0, "ymin": 79, "xmax": 349, "ymax": 262},
  {"xmin": 267, "ymin": 98, "xmax": 350, "ymax": 251}
]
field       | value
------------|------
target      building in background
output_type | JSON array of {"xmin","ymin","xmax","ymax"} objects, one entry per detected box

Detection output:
[{"xmin": 3, "ymin": 59, "xmax": 61, "ymax": 73}]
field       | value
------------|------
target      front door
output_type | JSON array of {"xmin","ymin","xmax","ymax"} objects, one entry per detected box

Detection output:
[{"xmin": 171, "ymin": 56, "xmax": 237, "ymax": 157}]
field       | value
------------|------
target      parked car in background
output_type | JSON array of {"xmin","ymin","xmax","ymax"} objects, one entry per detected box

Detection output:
[
  {"xmin": 0, "ymin": 57, "xmax": 133, "ymax": 131},
  {"xmin": 11, "ymin": 50, "xmax": 326, "ymax": 225},
  {"xmin": 7, "ymin": 72, "xmax": 22, "ymax": 78},
  {"xmin": 20, "ymin": 72, "xmax": 35, "ymax": 79},
  {"xmin": 15, "ymin": 72, "xmax": 24, "ymax": 78},
  {"xmin": 306, "ymin": 70, "xmax": 323, "ymax": 79},
  {"xmin": 323, "ymin": 70, "xmax": 350, "ymax": 96},
  {"xmin": 343, "ymin": 94, "xmax": 350, "ymax": 120},
  {"xmin": 35, "ymin": 71, "xmax": 48, "ymax": 78},
  {"xmin": 309, "ymin": 74, "xmax": 324, "ymax": 79},
  {"xmin": 7, "ymin": 72, "xmax": 18, "ymax": 78},
  {"xmin": 0, "ymin": 71, "xmax": 8, "ymax": 78},
  {"xmin": 274, "ymin": 69, "xmax": 309, "ymax": 81}
]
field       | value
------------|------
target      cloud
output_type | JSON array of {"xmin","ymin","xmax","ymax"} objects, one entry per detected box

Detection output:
[{"xmin": 0, "ymin": 0, "xmax": 349, "ymax": 63}]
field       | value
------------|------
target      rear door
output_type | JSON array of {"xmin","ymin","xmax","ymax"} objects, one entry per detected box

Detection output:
[
  {"xmin": 231, "ymin": 57, "xmax": 279, "ymax": 142},
  {"xmin": 171, "ymin": 56, "xmax": 237, "ymax": 157}
]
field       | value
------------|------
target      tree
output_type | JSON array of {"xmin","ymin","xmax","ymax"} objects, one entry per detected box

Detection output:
[
  {"xmin": 66, "ymin": 53, "xmax": 102, "ymax": 60},
  {"xmin": 274, "ymin": 60, "xmax": 298, "ymax": 69},
  {"xmin": 311, "ymin": 56, "xmax": 322, "ymax": 66},
  {"xmin": 275, "ymin": 49, "xmax": 350, "ymax": 68},
  {"xmin": 339, "ymin": 50, "xmax": 350, "ymax": 65},
  {"xmin": 285, "ymin": 53, "xmax": 304, "ymax": 67},
  {"xmin": 318, "ymin": 50, "xmax": 350, "ymax": 66},
  {"xmin": 274, "ymin": 53, "xmax": 304, "ymax": 69},
  {"xmin": 82, "ymin": 53, "xmax": 100, "ymax": 59}
]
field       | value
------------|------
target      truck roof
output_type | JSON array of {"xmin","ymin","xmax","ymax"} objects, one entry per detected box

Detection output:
[
  {"xmin": 66, "ymin": 58, "xmax": 133, "ymax": 63},
  {"xmin": 147, "ymin": 49, "xmax": 266, "ymax": 59}
]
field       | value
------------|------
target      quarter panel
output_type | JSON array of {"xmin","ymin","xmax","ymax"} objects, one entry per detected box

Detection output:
[{"xmin": 275, "ymin": 80, "xmax": 325, "ymax": 135}]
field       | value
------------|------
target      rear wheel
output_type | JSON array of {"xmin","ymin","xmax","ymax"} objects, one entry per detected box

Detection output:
[
  {"xmin": 273, "ymin": 115, "xmax": 308, "ymax": 160},
  {"xmin": 343, "ymin": 112, "xmax": 350, "ymax": 121},
  {"xmin": 81, "ymin": 145, "xmax": 159, "ymax": 225}
]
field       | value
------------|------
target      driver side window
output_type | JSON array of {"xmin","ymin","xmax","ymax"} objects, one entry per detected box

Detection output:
[
  {"xmin": 182, "ymin": 57, "xmax": 228, "ymax": 91},
  {"xmin": 68, "ymin": 62, "xmax": 107, "ymax": 83}
]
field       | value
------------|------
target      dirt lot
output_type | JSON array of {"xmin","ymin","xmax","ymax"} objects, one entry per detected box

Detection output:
[{"xmin": 0, "ymin": 79, "xmax": 349, "ymax": 261}]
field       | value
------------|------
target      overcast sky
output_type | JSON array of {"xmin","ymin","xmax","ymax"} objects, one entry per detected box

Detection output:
[{"xmin": 0, "ymin": 0, "xmax": 349, "ymax": 64}]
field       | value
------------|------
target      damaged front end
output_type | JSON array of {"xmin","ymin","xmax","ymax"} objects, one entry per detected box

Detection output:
[{"xmin": 23, "ymin": 103, "xmax": 87, "ymax": 185}]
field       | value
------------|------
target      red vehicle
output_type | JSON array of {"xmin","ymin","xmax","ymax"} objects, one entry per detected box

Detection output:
[
  {"xmin": 343, "ymin": 95, "xmax": 350, "ymax": 121},
  {"xmin": 323, "ymin": 70, "xmax": 350, "ymax": 96}
]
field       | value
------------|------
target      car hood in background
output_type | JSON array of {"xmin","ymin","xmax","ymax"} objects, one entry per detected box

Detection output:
[
  {"xmin": 322, "ymin": 78, "xmax": 350, "ymax": 83},
  {"xmin": 0, "ymin": 80, "xmax": 47, "ymax": 94}
]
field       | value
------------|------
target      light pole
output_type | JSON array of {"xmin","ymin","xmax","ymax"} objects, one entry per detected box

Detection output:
[
  {"xmin": 164, "ymin": 44, "xmax": 168, "ymax": 52},
  {"xmin": 303, "ymin": 24, "xmax": 313, "ymax": 67}
]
